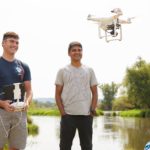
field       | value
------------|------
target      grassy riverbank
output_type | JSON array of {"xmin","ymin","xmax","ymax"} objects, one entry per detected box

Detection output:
[
  {"xmin": 96, "ymin": 109, "xmax": 150, "ymax": 118},
  {"xmin": 28, "ymin": 108, "xmax": 60, "ymax": 116},
  {"xmin": 28, "ymin": 107, "xmax": 103, "ymax": 116},
  {"xmin": 28, "ymin": 100, "xmax": 150, "ymax": 118},
  {"xmin": 27, "ymin": 99, "xmax": 104, "ymax": 116},
  {"xmin": 119, "ymin": 109, "xmax": 150, "ymax": 117}
]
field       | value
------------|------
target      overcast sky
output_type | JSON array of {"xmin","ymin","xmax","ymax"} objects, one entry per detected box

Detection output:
[{"xmin": 0, "ymin": 0, "xmax": 150, "ymax": 98}]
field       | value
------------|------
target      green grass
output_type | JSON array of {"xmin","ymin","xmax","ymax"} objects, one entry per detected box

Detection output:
[
  {"xmin": 28, "ymin": 107, "xmax": 104, "ymax": 116},
  {"xmin": 28, "ymin": 108, "xmax": 60, "ymax": 116},
  {"xmin": 119, "ymin": 109, "xmax": 150, "ymax": 117}
]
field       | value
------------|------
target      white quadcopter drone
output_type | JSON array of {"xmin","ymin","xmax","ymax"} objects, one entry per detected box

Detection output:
[{"xmin": 87, "ymin": 8, "xmax": 134, "ymax": 42}]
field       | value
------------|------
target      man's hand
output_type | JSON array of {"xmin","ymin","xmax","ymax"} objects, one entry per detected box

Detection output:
[
  {"xmin": 22, "ymin": 100, "xmax": 30, "ymax": 111},
  {"xmin": 1, "ymin": 100, "xmax": 15, "ymax": 112},
  {"xmin": 61, "ymin": 112, "xmax": 67, "ymax": 116},
  {"xmin": 90, "ymin": 109, "xmax": 97, "ymax": 116}
]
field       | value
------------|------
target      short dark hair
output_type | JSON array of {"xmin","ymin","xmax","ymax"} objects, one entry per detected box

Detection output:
[
  {"xmin": 2, "ymin": 32, "xmax": 19, "ymax": 41},
  {"xmin": 68, "ymin": 41, "xmax": 82, "ymax": 53}
]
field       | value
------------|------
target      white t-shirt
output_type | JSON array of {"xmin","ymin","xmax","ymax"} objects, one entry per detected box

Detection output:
[{"xmin": 55, "ymin": 64, "xmax": 98, "ymax": 115}]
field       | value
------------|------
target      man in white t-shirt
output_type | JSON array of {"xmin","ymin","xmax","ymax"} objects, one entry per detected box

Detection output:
[{"xmin": 55, "ymin": 41, "xmax": 98, "ymax": 150}]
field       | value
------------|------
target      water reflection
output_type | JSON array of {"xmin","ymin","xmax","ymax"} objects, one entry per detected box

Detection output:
[
  {"xmin": 118, "ymin": 117, "xmax": 150, "ymax": 150},
  {"xmin": 25, "ymin": 116, "xmax": 150, "ymax": 150}
]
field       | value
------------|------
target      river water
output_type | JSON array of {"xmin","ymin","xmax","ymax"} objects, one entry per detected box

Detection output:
[{"xmin": 25, "ymin": 116, "xmax": 150, "ymax": 150}]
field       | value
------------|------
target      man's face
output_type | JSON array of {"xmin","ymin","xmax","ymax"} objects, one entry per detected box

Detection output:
[
  {"xmin": 2, "ymin": 38, "xmax": 19, "ymax": 55},
  {"xmin": 68, "ymin": 45, "xmax": 82, "ymax": 61}
]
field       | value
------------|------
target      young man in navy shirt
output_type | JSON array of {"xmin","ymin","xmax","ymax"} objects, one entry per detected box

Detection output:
[{"xmin": 0, "ymin": 32, "xmax": 33, "ymax": 150}]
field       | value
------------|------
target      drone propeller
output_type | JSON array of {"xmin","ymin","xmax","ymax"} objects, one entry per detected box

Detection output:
[{"xmin": 127, "ymin": 17, "xmax": 135, "ymax": 23}]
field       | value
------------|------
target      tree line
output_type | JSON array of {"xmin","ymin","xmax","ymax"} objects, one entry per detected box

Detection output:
[{"xmin": 99, "ymin": 57, "xmax": 150, "ymax": 110}]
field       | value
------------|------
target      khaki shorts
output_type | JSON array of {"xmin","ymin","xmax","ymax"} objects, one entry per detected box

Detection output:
[{"xmin": 0, "ymin": 109, "xmax": 27, "ymax": 149}]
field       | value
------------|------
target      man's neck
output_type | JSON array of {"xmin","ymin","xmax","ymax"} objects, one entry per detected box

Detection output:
[
  {"xmin": 71, "ymin": 61, "xmax": 82, "ymax": 67},
  {"xmin": 2, "ymin": 53, "xmax": 15, "ymax": 62}
]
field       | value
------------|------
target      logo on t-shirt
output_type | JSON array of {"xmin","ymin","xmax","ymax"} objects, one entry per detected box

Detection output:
[
  {"xmin": 16, "ymin": 66, "xmax": 22, "ymax": 75},
  {"xmin": 15, "ymin": 62, "xmax": 24, "ymax": 81}
]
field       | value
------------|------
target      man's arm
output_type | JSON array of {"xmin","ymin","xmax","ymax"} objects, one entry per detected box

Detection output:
[
  {"xmin": 119, "ymin": 19, "xmax": 131, "ymax": 24},
  {"xmin": 55, "ymin": 85, "xmax": 66, "ymax": 116},
  {"xmin": 90, "ymin": 85, "xmax": 98, "ymax": 115},
  {"xmin": 24, "ymin": 81, "xmax": 33, "ymax": 109}
]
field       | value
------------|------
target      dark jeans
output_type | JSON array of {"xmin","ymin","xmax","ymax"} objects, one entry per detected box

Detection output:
[{"xmin": 60, "ymin": 115, "xmax": 93, "ymax": 150}]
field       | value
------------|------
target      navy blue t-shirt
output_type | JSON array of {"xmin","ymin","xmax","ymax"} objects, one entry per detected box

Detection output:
[{"xmin": 0, "ymin": 57, "xmax": 31, "ymax": 100}]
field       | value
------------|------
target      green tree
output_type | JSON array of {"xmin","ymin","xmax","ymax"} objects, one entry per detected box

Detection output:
[
  {"xmin": 99, "ymin": 82, "xmax": 119, "ymax": 110},
  {"xmin": 123, "ymin": 57, "xmax": 150, "ymax": 108}
]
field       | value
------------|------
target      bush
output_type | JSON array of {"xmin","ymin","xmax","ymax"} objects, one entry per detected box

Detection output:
[
  {"xmin": 96, "ymin": 109, "xmax": 104, "ymax": 116},
  {"xmin": 28, "ymin": 124, "xmax": 39, "ymax": 136}
]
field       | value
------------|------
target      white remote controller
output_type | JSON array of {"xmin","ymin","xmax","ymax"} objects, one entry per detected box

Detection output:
[{"xmin": 10, "ymin": 83, "xmax": 25, "ymax": 111}]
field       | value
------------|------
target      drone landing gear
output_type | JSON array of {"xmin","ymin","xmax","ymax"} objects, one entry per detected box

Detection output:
[{"xmin": 98, "ymin": 23, "xmax": 122, "ymax": 42}]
